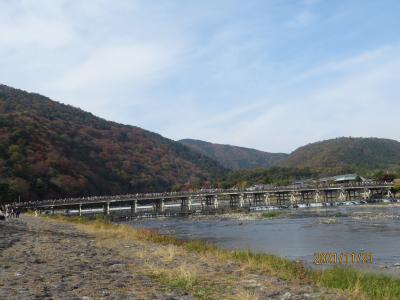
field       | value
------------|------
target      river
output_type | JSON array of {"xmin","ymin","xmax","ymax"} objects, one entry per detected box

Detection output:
[{"xmin": 126, "ymin": 203, "xmax": 400, "ymax": 277}]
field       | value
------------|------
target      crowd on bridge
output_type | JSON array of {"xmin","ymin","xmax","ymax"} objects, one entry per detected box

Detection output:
[
  {"xmin": 19, "ymin": 189, "xmax": 228, "ymax": 208},
  {"xmin": 17, "ymin": 181, "xmax": 393, "ymax": 209}
]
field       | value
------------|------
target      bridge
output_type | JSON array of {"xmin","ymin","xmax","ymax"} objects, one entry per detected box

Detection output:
[{"xmin": 19, "ymin": 182, "xmax": 396, "ymax": 218}]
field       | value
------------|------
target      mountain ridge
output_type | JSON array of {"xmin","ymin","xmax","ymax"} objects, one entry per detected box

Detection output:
[
  {"xmin": 179, "ymin": 138, "xmax": 288, "ymax": 170},
  {"xmin": 180, "ymin": 136, "xmax": 400, "ymax": 175},
  {"xmin": 0, "ymin": 84, "xmax": 227, "ymax": 202},
  {"xmin": 280, "ymin": 137, "xmax": 400, "ymax": 172},
  {"xmin": 1, "ymin": 84, "xmax": 399, "ymax": 203}
]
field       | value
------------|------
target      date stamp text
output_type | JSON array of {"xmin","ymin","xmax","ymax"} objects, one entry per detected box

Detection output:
[{"xmin": 314, "ymin": 252, "xmax": 374, "ymax": 265}]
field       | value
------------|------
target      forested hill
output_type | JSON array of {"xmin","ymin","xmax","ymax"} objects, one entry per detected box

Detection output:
[
  {"xmin": 0, "ymin": 85, "xmax": 227, "ymax": 202},
  {"xmin": 279, "ymin": 137, "xmax": 400, "ymax": 172},
  {"xmin": 179, "ymin": 139, "xmax": 288, "ymax": 170}
]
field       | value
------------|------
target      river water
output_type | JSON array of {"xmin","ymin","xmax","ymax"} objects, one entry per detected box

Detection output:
[{"xmin": 126, "ymin": 203, "xmax": 400, "ymax": 277}]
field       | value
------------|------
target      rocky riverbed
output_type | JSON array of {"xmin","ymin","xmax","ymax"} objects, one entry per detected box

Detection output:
[{"xmin": 0, "ymin": 216, "xmax": 346, "ymax": 299}]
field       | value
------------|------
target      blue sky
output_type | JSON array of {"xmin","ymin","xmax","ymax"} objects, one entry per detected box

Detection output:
[{"xmin": 0, "ymin": 0, "xmax": 399, "ymax": 153}]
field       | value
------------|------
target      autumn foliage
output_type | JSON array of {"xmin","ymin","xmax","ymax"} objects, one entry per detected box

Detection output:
[{"xmin": 0, "ymin": 85, "xmax": 226, "ymax": 203}]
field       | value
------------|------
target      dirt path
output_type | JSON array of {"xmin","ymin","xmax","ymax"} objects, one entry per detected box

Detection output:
[{"xmin": 0, "ymin": 216, "xmax": 344, "ymax": 299}]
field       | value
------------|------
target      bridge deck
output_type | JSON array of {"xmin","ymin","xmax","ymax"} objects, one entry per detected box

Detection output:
[{"xmin": 20, "ymin": 183, "xmax": 394, "ymax": 212}]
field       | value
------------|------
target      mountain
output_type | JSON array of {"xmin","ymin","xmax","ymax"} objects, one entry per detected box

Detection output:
[
  {"xmin": 280, "ymin": 137, "xmax": 400, "ymax": 172},
  {"xmin": 0, "ymin": 85, "xmax": 227, "ymax": 202},
  {"xmin": 179, "ymin": 139, "xmax": 288, "ymax": 170}
]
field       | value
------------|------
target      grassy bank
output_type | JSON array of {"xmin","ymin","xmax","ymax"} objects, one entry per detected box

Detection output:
[
  {"xmin": 261, "ymin": 211, "xmax": 287, "ymax": 219},
  {"xmin": 45, "ymin": 215, "xmax": 400, "ymax": 299}
]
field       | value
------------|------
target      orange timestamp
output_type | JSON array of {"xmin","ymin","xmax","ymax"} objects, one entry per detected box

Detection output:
[{"xmin": 314, "ymin": 252, "xmax": 374, "ymax": 265}]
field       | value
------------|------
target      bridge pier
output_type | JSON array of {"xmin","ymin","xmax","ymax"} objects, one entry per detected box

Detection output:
[
  {"xmin": 154, "ymin": 199, "xmax": 165, "ymax": 214},
  {"xmin": 239, "ymin": 193, "xmax": 245, "ymax": 207},
  {"xmin": 369, "ymin": 189, "xmax": 378, "ymax": 201},
  {"xmin": 346, "ymin": 189, "xmax": 357, "ymax": 200},
  {"xmin": 229, "ymin": 194, "xmax": 240, "ymax": 209},
  {"xmin": 290, "ymin": 193, "xmax": 297, "ymax": 205},
  {"xmin": 338, "ymin": 189, "xmax": 346, "ymax": 202},
  {"xmin": 213, "ymin": 195, "xmax": 219, "ymax": 209},
  {"xmin": 181, "ymin": 197, "xmax": 192, "ymax": 212},
  {"xmin": 314, "ymin": 191, "xmax": 321, "ymax": 203},
  {"xmin": 386, "ymin": 189, "xmax": 394, "ymax": 199},
  {"xmin": 252, "ymin": 193, "xmax": 264, "ymax": 206},
  {"xmin": 362, "ymin": 189, "xmax": 371, "ymax": 201},
  {"xmin": 131, "ymin": 200, "xmax": 137, "ymax": 215},
  {"xmin": 103, "ymin": 202, "xmax": 110, "ymax": 216},
  {"xmin": 200, "ymin": 196, "xmax": 205, "ymax": 210},
  {"xmin": 301, "ymin": 191, "xmax": 312, "ymax": 204},
  {"xmin": 277, "ymin": 192, "xmax": 289, "ymax": 206},
  {"xmin": 376, "ymin": 189, "xmax": 385, "ymax": 200},
  {"xmin": 324, "ymin": 190, "xmax": 335, "ymax": 203},
  {"xmin": 276, "ymin": 193, "xmax": 282, "ymax": 206},
  {"xmin": 264, "ymin": 193, "xmax": 270, "ymax": 206},
  {"xmin": 203, "ymin": 195, "xmax": 218, "ymax": 210}
]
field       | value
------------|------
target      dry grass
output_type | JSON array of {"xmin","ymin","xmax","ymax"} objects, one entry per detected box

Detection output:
[
  {"xmin": 44, "ymin": 215, "xmax": 400, "ymax": 300},
  {"xmin": 149, "ymin": 263, "xmax": 199, "ymax": 290},
  {"xmin": 235, "ymin": 290, "xmax": 259, "ymax": 300},
  {"xmin": 151, "ymin": 244, "xmax": 178, "ymax": 262}
]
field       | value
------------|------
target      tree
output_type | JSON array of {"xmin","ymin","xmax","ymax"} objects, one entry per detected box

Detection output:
[
  {"xmin": 0, "ymin": 183, "xmax": 11, "ymax": 205},
  {"xmin": 239, "ymin": 181, "xmax": 249, "ymax": 190},
  {"xmin": 374, "ymin": 171, "xmax": 396, "ymax": 182},
  {"xmin": 9, "ymin": 178, "xmax": 30, "ymax": 200},
  {"xmin": 172, "ymin": 184, "xmax": 181, "ymax": 192}
]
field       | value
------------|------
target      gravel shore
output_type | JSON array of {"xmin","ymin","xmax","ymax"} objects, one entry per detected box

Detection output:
[
  {"xmin": 0, "ymin": 216, "xmax": 344, "ymax": 299},
  {"xmin": 0, "ymin": 216, "xmax": 189, "ymax": 299}
]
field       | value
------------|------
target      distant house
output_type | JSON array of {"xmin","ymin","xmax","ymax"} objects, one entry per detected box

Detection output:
[
  {"xmin": 317, "ymin": 174, "xmax": 365, "ymax": 184},
  {"xmin": 331, "ymin": 174, "xmax": 365, "ymax": 184}
]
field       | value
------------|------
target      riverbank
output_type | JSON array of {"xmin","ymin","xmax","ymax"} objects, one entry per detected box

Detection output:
[
  {"xmin": 0, "ymin": 216, "xmax": 192, "ymax": 299},
  {"xmin": 1, "ymin": 216, "xmax": 399, "ymax": 299},
  {"xmin": 132, "ymin": 204, "xmax": 400, "ymax": 278}
]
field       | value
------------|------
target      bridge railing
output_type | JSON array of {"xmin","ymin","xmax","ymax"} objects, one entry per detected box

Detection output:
[{"xmin": 18, "ymin": 181, "xmax": 394, "ymax": 208}]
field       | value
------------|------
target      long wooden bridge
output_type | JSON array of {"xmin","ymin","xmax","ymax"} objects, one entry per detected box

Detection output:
[{"xmin": 19, "ymin": 182, "xmax": 396, "ymax": 217}]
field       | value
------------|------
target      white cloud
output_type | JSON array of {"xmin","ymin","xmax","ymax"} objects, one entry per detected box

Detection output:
[
  {"xmin": 0, "ymin": 1, "xmax": 399, "ymax": 154},
  {"xmin": 0, "ymin": 0, "xmax": 185, "ymax": 115},
  {"xmin": 291, "ymin": 44, "xmax": 400, "ymax": 83},
  {"xmin": 54, "ymin": 42, "xmax": 181, "ymax": 91},
  {"xmin": 0, "ymin": 0, "xmax": 74, "ymax": 48},
  {"xmin": 162, "ymin": 45, "xmax": 400, "ymax": 153}
]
